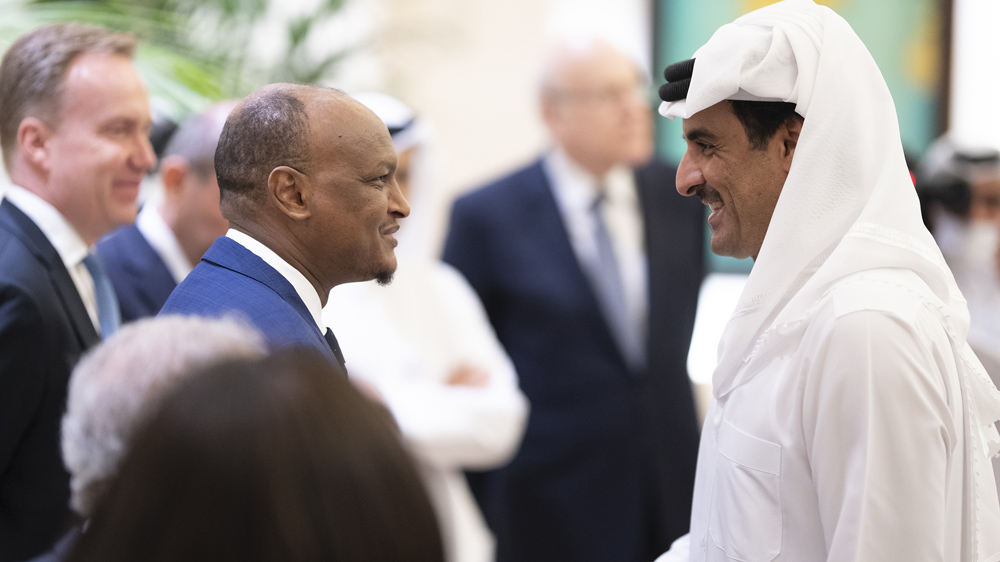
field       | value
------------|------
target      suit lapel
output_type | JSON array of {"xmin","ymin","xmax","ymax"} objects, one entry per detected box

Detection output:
[
  {"xmin": 201, "ymin": 237, "xmax": 323, "ymax": 340},
  {"xmin": 528, "ymin": 162, "xmax": 629, "ymax": 363},
  {"xmin": 0, "ymin": 200, "xmax": 100, "ymax": 347},
  {"xmin": 120, "ymin": 225, "xmax": 178, "ymax": 299},
  {"xmin": 529, "ymin": 162, "xmax": 603, "ymax": 303}
]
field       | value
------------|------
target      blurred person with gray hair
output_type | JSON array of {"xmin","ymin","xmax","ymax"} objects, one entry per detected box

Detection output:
[
  {"xmin": 325, "ymin": 93, "xmax": 528, "ymax": 562},
  {"xmin": 65, "ymin": 350, "xmax": 445, "ymax": 562},
  {"xmin": 29, "ymin": 315, "xmax": 267, "ymax": 561},
  {"xmin": 97, "ymin": 102, "xmax": 237, "ymax": 322},
  {"xmin": 443, "ymin": 37, "xmax": 705, "ymax": 562}
]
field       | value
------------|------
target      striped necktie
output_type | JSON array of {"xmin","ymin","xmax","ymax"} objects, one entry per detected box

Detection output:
[{"xmin": 589, "ymin": 192, "xmax": 645, "ymax": 371}]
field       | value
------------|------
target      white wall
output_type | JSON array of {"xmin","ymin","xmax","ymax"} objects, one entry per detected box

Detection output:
[
  {"xmin": 949, "ymin": 0, "xmax": 1000, "ymax": 149},
  {"xmin": 360, "ymin": 0, "xmax": 652, "ymax": 254}
]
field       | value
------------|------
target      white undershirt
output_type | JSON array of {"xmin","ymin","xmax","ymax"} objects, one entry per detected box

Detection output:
[
  {"xmin": 4, "ymin": 185, "xmax": 101, "ymax": 333},
  {"xmin": 224, "ymin": 228, "xmax": 325, "ymax": 332},
  {"xmin": 542, "ymin": 147, "xmax": 648, "ymax": 345},
  {"xmin": 135, "ymin": 202, "xmax": 194, "ymax": 284}
]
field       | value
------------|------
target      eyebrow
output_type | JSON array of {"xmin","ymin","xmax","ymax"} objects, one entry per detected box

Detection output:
[{"xmin": 683, "ymin": 127, "xmax": 720, "ymax": 143}]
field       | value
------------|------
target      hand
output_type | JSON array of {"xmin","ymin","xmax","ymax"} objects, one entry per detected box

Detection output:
[{"xmin": 446, "ymin": 364, "xmax": 490, "ymax": 387}]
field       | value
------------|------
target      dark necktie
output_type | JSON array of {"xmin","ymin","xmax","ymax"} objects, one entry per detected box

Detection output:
[
  {"xmin": 82, "ymin": 252, "xmax": 121, "ymax": 338},
  {"xmin": 324, "ymin": 328, "xmax": 347, "ymax": 373},
  {"xmin": 589, "ymin": 192, "xmax": 645, "ymax": 371}
]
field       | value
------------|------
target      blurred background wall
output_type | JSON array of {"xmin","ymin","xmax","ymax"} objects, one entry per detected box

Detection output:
[
  {"xmin": 1, "ymin": 0, "xmax": 998, "ymax": 397},
  {"xmin": 2, "ymin": 0, "xmax": 994, "ymax": 246}
]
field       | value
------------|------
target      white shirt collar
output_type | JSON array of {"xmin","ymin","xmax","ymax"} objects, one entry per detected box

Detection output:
[
  {"xmin": 135, "ymin": 202, "xmax": 194, "ymax": 284},
  {"xmin": 4, "ymin": 184, "xmax": 89, "ymax": 269},
  {"xmin": 225, "ymin": 228, "xmax": 326, "ymax": 332},
  {"xmin": 543, "ymin": 147, "xmax": 639, "ymax": 215},
  {"xmin": 4, "ymin": 185, "xmax": 103, "ymax": 332}
]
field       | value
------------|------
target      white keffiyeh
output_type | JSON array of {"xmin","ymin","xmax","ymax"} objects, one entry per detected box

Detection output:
[{"xmin": 660, "ymin": 0, "xmax": 1000, "ymax": 558}]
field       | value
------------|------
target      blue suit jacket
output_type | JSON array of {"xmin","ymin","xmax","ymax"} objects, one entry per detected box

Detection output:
[
  {"xmin": 0, "ymin": 200, "xmax": 99, "ymax": 561},
  {"xmin": 96, "ymin": 224, "xmax": 177, "ymax": 322},
  {"xmin": 160, "ymin": 236, "xmax": 338, "ymax": 366},
  {"xmin": 443, "ymin": 158, "xmax": 704, "ymax": 562}
]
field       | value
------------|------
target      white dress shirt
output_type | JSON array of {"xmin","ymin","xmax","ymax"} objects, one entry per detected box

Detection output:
[
  {"xmin": 542, "ymin": 148, "xmax": 648, "ymax": 352},
  {"xmin": 4, "ymin": 185, "xmax": 101, "ymax": 333},
  {"xmin": 135, "ymin": 202, "xmax": 194, "ymax": 284},
  {"xmin": 225, "ymin": 229, "xmax": 325, "ymax": 332}
]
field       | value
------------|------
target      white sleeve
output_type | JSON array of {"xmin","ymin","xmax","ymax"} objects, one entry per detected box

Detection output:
[
  {"xmin": 357, "ymin": 264, "xmax": 528, "ymax": 470},
  {"xmin": 802, "ymin": 307, "xmax": 960, "ymax": 562}
]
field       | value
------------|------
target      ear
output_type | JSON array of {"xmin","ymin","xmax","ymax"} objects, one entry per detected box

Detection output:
[
  {"xmin": 779, "ymin": 117, "xmax": 803, "ymax": 173},
  {"xmin": 160, "ymin": 155, "xmax": 189, "ymax": 203},
  {"xmin": 267, "ymin": 166, "xmax": 311, "ymax": 220},
  {"xmin": 16, "ymin": 117, "xmax": 53, "ymax": 172},
  {"xmin": 539, "ymin": 90, "xmax": 565, "ymax": 129}
]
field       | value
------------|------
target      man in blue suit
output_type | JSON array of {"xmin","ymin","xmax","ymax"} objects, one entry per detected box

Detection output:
[
  {"xmin": 0, "ymin": 23, "xmax": 155, "ymax": 560},
  {"xmin": 443, "ymin": 39, "xmax": 704, "ymax": 562},
  {"xmin": 161, "ymin": 84, "xmax": 409, "ymax": 369},
  {"xmin": 98, "ymin": 102, "xmax": 234, "ymax": 322}
]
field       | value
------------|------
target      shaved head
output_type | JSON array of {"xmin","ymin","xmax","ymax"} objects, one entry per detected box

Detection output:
[{"xmin": 215, "ymin": 84, "xmax": 347, "ymax": 216}]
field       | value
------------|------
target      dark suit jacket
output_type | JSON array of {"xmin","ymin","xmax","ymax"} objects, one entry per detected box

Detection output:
[
  {"xmin": 159, "ymin": 236, "xmax": 338, "ymax": 365},
  {"xmin": 0, "ymin": 200, "xmax": 100, "ymax": 562},
  {"xmin": 96, "ymin": 224, "xmax": 177, "ymax": 322},
  {"xmin": 443, "ymin": 158, "xmax": 704, "ymax": 562}
]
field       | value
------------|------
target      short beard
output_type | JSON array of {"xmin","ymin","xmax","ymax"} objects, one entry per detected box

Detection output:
[{"xmin": 374, "ymin": 268, "xmax": 394, "ymax": 287}]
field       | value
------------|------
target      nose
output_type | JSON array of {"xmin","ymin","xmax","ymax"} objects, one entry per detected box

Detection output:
[
  {"xmin": 132, "ymin": 133, "xmax": 157, "ymax": 174},
  {"xmin": 675, "ymin": 151, "xmax": 703, "ymax": 197},
  {"xmin": 389, "ymin": 178, "xmax": 410, "ymax": 218}
]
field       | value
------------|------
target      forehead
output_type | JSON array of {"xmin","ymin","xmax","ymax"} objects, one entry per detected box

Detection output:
[
  {"xmin": 682, "ymin": 101, "xmax": 742, "ymax": 136},
  {"xmin": 308, "ymin": 96, "xmax": 395, "ymax": 170},
  {"xmin": 60, "ymin": 52, "xmax": 150, "ymax": 123},
  {"xmin": 549, "ymin": 45, "xmax": 642, "ymax": 89}
]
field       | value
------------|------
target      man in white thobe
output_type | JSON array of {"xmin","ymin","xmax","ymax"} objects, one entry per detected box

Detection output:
[
  {"xmin": 655, "ymin": 1, "xmax": 1000, "ymax": 561},
  {"xmin": 325, "ymin": 93, "xmax": 528, "ymax": 562}
]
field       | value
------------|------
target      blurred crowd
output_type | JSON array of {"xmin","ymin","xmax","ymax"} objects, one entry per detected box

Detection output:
[{"xmin": 1, "ymin": 2, "xmax": 999, "ymax": 561}]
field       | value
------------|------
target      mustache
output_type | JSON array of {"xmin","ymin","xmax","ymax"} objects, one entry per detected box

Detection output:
[{"xmin": 695, "ymin": 185, "xmax": 722, "ymax": 206}]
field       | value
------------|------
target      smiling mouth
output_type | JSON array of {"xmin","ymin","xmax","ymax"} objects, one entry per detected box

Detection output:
[
  {"xmin": 381, "ymin": 224, "xmax": 400, "ymax": 247},
  {"xmin": 112, "ymin": 180, "xmax": 142, "ymax": 201},
  {"xmin": 696, "ymin": 186, "xmax": 723, "ymax": 210},
  {"xmin": 695, "ymin": 186, "xmax": 725, "ymax": 228}
]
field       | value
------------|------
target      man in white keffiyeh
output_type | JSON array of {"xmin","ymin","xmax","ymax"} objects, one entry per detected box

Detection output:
[{"xmin": 655, "ymin": 1, "xmax": 1000, "ymax": 561}]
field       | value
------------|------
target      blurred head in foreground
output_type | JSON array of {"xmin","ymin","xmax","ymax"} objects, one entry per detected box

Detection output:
[
  {"xmin": 68, "ymin": 350, "xmax": 445, "ymax": 562},
  {"xmin": 61, "ymin": 315, "xmax": 268, "ymax": 518}
]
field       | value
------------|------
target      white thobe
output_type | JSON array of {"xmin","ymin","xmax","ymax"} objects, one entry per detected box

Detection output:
[
  {"xmin": 658, "ymin": 1, "xmax": 1000, "ymax": 560},
  {"xmin": 324, "ymin": 260, "xmax": 529, "ymax": 562},
  {"xmin": 659, "ymin": 268, "xmax": 981, "ymax": 562}
]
